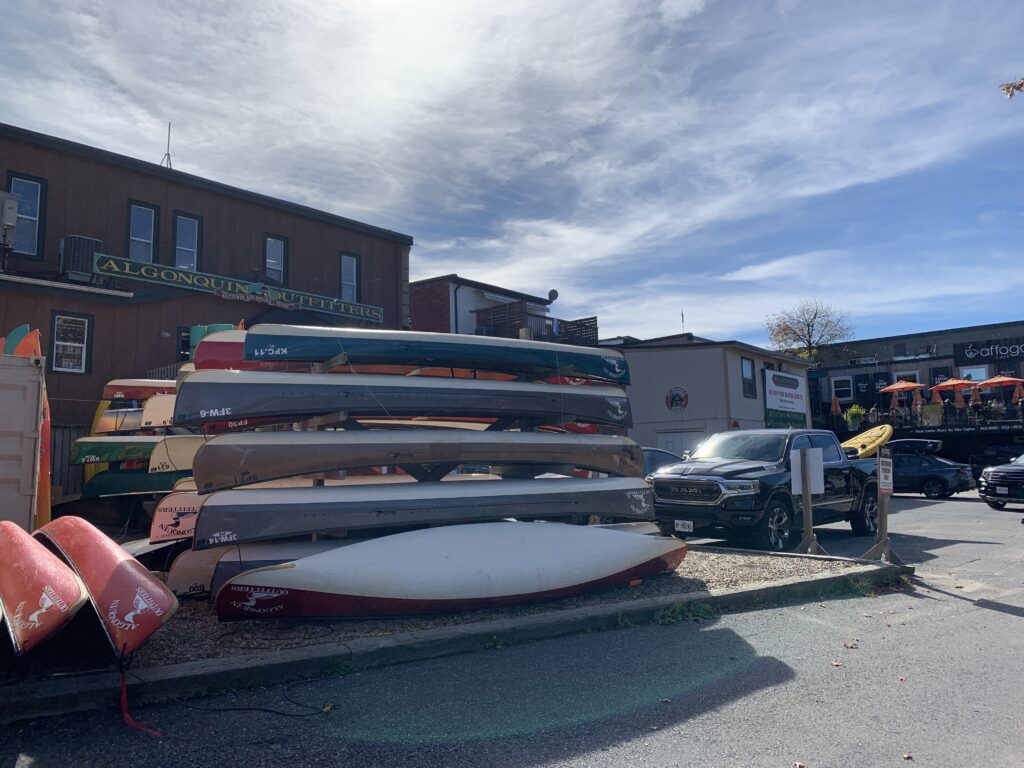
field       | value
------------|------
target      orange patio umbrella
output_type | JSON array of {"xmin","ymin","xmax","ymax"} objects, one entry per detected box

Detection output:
[
  {"xmin": 930, "ymin": 377, "xmax": 974, "ymax": 392},
  {"xmin": 889, "ymin": 391, "xmax": 901, "ymax": 411},
  {"xmin": 976, "ymin": 375, "xmax": 1024, "ymax": 388},
  {"xmin": 912, "ymin": 389, "xmax": 924, "ymax": 407},
  {"xmin": 954, "ymin": 386, "xmax": 966, "ymax": 410},
  {"xmin": 930, "ymin": 387, "xmax": 943, "ymax": 405},
  {"xmin": 878, "ymin": 380, "xmax": 927, "ymax": 393},
  {"xmin": 1014, "ymin": 382, "xmax": 1024, "ymax": 405},
  {"xmin": 970, "ymin": 385, "xmax": 983, "ymax": 406}
]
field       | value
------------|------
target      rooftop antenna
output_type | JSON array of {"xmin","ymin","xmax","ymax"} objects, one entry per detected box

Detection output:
[
  {"xmin": 159, "ymin": 123, "xmax": 173, "ymax": 169},
  {"xmin": 680, "ymin": 308, "xmax": 685, "ymax": 333}
]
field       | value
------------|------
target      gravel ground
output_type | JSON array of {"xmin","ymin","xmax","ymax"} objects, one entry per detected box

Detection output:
[{"xmin": 127, "ymin": 549, "xmax": 858, "ymax": 668}]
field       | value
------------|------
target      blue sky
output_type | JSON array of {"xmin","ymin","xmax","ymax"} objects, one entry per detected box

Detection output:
[{"xmin": 3, "ymin": 1, "xmax": 1023, "ymax": 345}]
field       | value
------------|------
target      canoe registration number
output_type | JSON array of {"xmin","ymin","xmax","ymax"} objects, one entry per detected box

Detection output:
[{"xmin": 674, "ymin": 520, "xmax": 694, "ymax": 533}]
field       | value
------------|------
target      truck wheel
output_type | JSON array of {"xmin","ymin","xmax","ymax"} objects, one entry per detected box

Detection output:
[
  {"xmin": 850, "ymin": 485, "xmax": 879, "ymax": 536},
  {"xmin": 753, "ymin": 497, "xmax": 792, "ymax": 552},
  {"xmin": 921, "ymin": 478, "xmax": 947, "ymax": 499},
  {"xmin": 985, "ymin": 500, "xmax": 1007, "ymax": 510}
]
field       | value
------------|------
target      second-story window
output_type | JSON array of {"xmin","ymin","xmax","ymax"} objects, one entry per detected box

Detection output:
[
  {"xmin": 741, "ymin": 357, "xmax": 757, "ymax": 398},
  {"xmin": 340, "ymin": 253, "xmax": 359, "ymax": 302},
  {"xmin": 9, "ymin": 174, "xmax": 46, "ymax": 259},
  {"xmin": 175, "ymin": 214, "xmax": 200, "ymax": 271},
  {"xmin": 264, "ymin": 235, "xmax": 286, "ymax": 284},
  {"xmin": 128, "ymin": 203, "xmax": 157, "ymax": 262}
]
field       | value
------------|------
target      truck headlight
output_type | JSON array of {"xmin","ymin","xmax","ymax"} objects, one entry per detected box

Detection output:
[
  {"xmin": 981, "ymin": 468, "xmax": 992, "ymax": 480},
  {"xmin": 721, "ymin": 480, "xmax": 760, "ymax": 495}
]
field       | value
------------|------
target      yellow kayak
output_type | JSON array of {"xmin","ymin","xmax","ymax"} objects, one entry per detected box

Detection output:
[{"xmin": 841, "ymin": 424, "xmax": 893, "ymax": 459}]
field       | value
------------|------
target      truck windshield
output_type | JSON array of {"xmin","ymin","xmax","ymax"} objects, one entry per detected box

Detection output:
[{"xmin": 689, "ymin": 433, "xmax": 788, "ymax": 463}]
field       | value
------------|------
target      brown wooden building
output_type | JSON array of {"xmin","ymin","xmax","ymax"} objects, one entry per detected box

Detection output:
[{"xmin": 0, "ymin": 122, "xmax": 413, "ymax": 431}]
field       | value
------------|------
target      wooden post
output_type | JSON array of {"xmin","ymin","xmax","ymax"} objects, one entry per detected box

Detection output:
[
  {"xmin": 861, "ymin": 446, "xmax": 906, "ymax": 565},
  {"xmin": 793, "ymin": 447, "xmax": 827, "ymax": 556}
]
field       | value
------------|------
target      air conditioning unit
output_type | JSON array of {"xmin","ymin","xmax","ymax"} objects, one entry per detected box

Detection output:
[
  {"xmin": 849, "ymin": 356, "xmax": 877, "ymax": 365},
  {"xmin": 59, "ymin": 236, "xmax": 103, "ymax": 283}
]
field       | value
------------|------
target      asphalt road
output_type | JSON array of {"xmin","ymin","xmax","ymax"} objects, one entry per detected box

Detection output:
[{"xmin": 5, "ymin": 492, "xmax": 1024, "ymax": 768}]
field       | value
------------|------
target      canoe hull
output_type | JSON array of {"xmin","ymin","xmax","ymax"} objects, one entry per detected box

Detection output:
[
  {"xmin": 192, "ymin": 430, "xmax": 643, "ymax": 493},
  {"xmin": 34, "ymin": 516, "xmax": 178, "ymax": 655},
  {"xmin": 0, "ymin": 522, "xmax": 87, "ymax": 655},
  {"xmin": 173, "ymin": 370, "xmax": 632, "ymax": 429},
  {"xmin": 192, "ymin": 477, "xmax": 654, "ymax": 549},
  {"xmin": 215, "ymin": 522, "xmax": 685, "ymax": 619},
  {"xmin": 243, "ymin": 324, "xmax": 629, "ymax": 384}
]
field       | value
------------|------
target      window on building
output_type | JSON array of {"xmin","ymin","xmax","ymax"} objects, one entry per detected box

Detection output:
[
  {"xmin": 9, "ymin": 174, "xmax": 45, "ymax": 258},
  {"xmin": 832, "ymin": 376, "xmax": 853, "ymax": 401},
  {"xmin": 51, "ymin": 313, "xmax": 90, "ymax": 373},
  {"xmin": 177, "ymin": 326, "xmax": 191, "ymax": 362},
  {"xmin": 264, "ymin": 235, "xmax": 286, "ymax": 284},
  {"xmin": 959, "ymin": 365, "xmax": 988, "ymax": 383},
  {"xmin": 128, "ymin": 203, "xmax": 157, "ymax": 262},
  {"xmin": 741, "ymin": 357, "xmax": 756, "ymax": 398},
  {"xmin": 340, "ymin": 253, "xmax": 359, "ymax": 302},
  {"xmin": 894, "ymin": 371, "xmax": 919, "ymax": 383},
  {"xmin": 174, "ymin": 214, "xmax": 200, "ymax": 271}
]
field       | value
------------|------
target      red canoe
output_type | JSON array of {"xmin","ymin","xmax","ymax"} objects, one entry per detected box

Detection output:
[
  {"xmin": 35, "ymin": 517, "xmax": 178, "ymax": 656},
  {"xmin": 0, "ymin": 521, "xmax": 87, "ymax": 655}
]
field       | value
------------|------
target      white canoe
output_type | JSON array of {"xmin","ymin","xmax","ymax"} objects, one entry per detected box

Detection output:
[
  {"xmin": 215, "ymin": 522, "xmax": 686, "ymax": 618},
  {"xmin": 141, "ymin": 393, "xmax": 176, "ymax": 428},
  {"xmin": 147, "ymin": 435, "xmax": 211, "ymax": 473}
]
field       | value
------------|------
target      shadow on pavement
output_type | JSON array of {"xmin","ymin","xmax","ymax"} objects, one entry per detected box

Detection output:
[
  {"xmin": 906, "ymin": 576, "xmax": 1024, "ymax": 620},
  {"xmin": 816, "ymin": 528, "xmax": 1003, "ymax": 564},
  {"xmin": 3, "ymin": 617, "xmax": 795, "ymax": 768}
]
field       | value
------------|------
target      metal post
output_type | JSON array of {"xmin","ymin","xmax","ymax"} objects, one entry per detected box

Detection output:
[
  {"xmin": 862, "ymin": 447, "xmax": 905, "ymax": 565},
  {"xmin": 794, "ymin": 447, "xmax": 828, "ymax": 555}
]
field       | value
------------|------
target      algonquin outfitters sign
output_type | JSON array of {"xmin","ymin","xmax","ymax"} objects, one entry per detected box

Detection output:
[{"xmin": 93, "ymin": 254, "xmax": 384, "ymax": 323}]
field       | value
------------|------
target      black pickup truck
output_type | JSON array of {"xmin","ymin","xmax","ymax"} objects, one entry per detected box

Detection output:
[{"xmin": 649, "ymin": 429, "xmax": 878, "ymax": 551}]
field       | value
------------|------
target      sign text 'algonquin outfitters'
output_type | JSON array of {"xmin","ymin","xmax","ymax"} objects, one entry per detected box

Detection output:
[{"xmin": 93, "ymin": 254, "xmax": 384, "ymax": 323}]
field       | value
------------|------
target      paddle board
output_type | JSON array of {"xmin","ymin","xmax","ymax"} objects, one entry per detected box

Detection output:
[
  {"xmin": 102, "ymin": 379, "xmax": 177, "ymax": 401},
  {"xmin": 191, "ymin": 430, "xmax": 643, "ymax": 493},
  {"xmin": 0, "ymin": 522, "xmax": 87, "ymax": 655},
  {"xmin": 215, "ymin": 522, "xmax": 685, "ymax": 619},
  {"xmin": 841, "ymin": 424, "xmax": 894, "ymax": 459},
  {"xmin": 173, "ymin": 370, "xmax": 632, "ymax": 429},
  {"xmin": 34, "ymin": 517, "xmax": 177, "ymax": 656},
  {"xmin": 192, "ymin": 476, "xmax": 653, "ymax": 549},
  {"xmin": 243, "ymin": 324, "xmax": 630, "ymax": 384}
]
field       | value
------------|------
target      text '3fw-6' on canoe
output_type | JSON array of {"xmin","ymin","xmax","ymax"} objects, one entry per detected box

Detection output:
[
  {"xmin": 241, "ymin": 324, "xmax": 630, "ymax": 384},
  {"xmin": 191, "ymin": 476, "xmax": 654, "ymax": 549},
  {"xmin": 172, "ymin": 370, "xmax": 633, "ymax": 429},
  {"xmin": 190, "ymin": 430, "xmax": 644, "ymax": 492}
]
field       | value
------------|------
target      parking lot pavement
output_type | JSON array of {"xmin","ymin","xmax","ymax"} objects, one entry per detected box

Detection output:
[{"xmin": 5, "ymin": 492, "xmax": 1024, "ymax": 768}]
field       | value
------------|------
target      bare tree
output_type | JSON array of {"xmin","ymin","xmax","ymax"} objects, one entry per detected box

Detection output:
[
  {"xmin": 765, "ymin": 300, "xmax": 853, "ymax": 360},
  {"xmin": 1002, "ymin": 78, "xmax": 1024, "ymax": 99}
]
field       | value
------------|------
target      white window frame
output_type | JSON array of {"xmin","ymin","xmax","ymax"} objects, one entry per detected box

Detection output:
[
  {"xmin": 10, "ymin": 177, "xmax": 42, "ymax": 256},
  {"xmin": 129, "ymin": 204, "xmax": 155, "ymax": 263},
  {"xmin": 740, "ymin": 356, "xmax": 757, "ymax": 399},
  {"xmin": 174, "ymin": 214, "xmax": 199, "ymax": 271},
  {"xmin": 340, "ymin": 253, "xmax": 358, "ymax": 302},
  {"xmin": 831, "ymin": 376, "xmax": 853, "ymax": 401},
  {"xmin": 264, "ymin": 236, "xmax": 286, "ymax": 284},
  {"xmin": 893, "ymin": 371, "xmax": 919, "ymax": 383},
  {"xmin": 959, "ymin": 365, "xmax": 989, "ymax": 383},
  {"xmin": 52, "ymin": 315, "xmax": 89, "ymax": 373}
]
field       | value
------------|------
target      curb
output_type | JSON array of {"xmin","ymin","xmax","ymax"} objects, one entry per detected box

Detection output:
[{"xmin": 0, "ymin": 561, "xmax": 904, "ymax": 725}]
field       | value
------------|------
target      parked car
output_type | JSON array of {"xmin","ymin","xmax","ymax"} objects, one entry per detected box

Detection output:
[
  {"xmin": 887, "ymin": 439, "xmax": 942, "ymax": 455},
  {"xmin": 642, "ymin": 447, "xmax": 683, "ymax": 476},
  {"xmin": 648, "ymin": 429, "xmax": 877, "ymax": 552},
  {"xmin": 969, "ymin": 445, "xmax": 1024, "ymax": 481},
  {"xmin": 892, "ymin": 453, "xmax": 974, "ymax": 498},
  {"xmin": 977, "ymin": 453, "xmax": 1024, "ymax": 510}
]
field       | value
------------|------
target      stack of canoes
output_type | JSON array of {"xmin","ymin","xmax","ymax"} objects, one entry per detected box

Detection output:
[{"xmin": 146, "ymin": 324, "xmax": 686, "ymax": 619}]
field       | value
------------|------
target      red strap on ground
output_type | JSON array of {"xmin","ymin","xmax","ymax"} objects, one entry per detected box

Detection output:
[{"xmin": 120, "ymin": 670, "xmax": 163, "ymax": 738}]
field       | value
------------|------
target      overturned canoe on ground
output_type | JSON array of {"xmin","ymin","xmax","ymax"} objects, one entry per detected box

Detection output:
[
  {"xmin": 192, "ymin": 476, "xmax": 653, "ymax": 550},
  {"xmin": 35, "ymin": 517, "xmax": 177, "ymax": 656},
  {"xmin": 173, "ymin": 370, "xmax": 632, "ymax": 428},
  {"xmin": 191, "ymin": 430, "xmax": 643, "ymax": 493},
  {"xmin": 0, "ymin": 522, "xmax": 87, "ymax": 655},
  {"xmin": 72, "ymin": 436, "xmax": 164, "ymax": 464},
  {"xmin": 242, "ymin": 324, "xmax": 630, "ymax": 384},
  {"xmin": 215, "ymin": 522, "xmax": 685, "ymax": 619},
  {"xmin": 102, "ymin": 379, "xmax": 177, "ymax": 401}
]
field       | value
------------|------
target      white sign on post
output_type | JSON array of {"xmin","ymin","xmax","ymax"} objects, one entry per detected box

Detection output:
[
  {"xmin": 790, "ymin": 447, "xmax": 825, "ymax": 496},
  {"xmin": 878, "ymin": 446, "xmax": 894, "ymax": 495}
]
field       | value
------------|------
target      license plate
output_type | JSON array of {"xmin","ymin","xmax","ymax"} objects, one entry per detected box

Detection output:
[
  {"xmin": 674, "ymin": 520, "xmax": 694, "ymax": 533},
  {"xmin": 997, "ymin": 486, "xmax": 1009, "ymax": 495}
]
